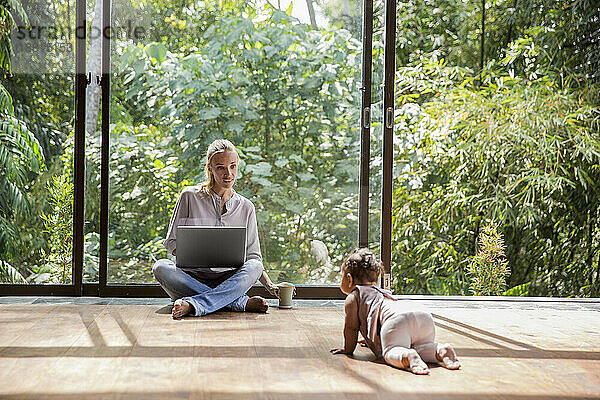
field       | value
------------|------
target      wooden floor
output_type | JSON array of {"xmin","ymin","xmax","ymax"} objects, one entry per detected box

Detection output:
[{"xmin": 1, "ymin": 297, "xmax": 599, "ymax": 399}]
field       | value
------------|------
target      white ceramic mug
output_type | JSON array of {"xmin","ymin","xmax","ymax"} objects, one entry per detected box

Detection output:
[{"xmin": 276, "ymin": 282, "xmax": 295, "ymax": 309}]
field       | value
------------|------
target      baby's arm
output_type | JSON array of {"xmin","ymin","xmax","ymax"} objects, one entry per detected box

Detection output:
[{"xmin": 331, "ymin": 291, "xmax": 360, "ymax": 355}]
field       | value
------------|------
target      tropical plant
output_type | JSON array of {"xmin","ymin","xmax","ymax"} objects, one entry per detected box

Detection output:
[
  {"xmin": 0, "ymin": 259, "xmax": 26, "ymax": 282},
  {"xmin": 1, "ymin": 0, "xmax": 29, "ymax": 75},
  {"xmin": 3, "ymin": 0, "xmax": 598, "ymax": 296},
  {"xmin": 1, "ymin": 0, "xmax": 50, "ymax": 282},
  {"xmin": 39, "ymin": 174, "xmax": 73, "ymax": 283},
  {"xmin": 468, "ymin": 222, "xmax": 510, "ymax": 295},
  {"xmin": 0, "ymin": 86, "xmax": 44, "ymax": 265},
  {"xmin": 390, "ymin": 57, "xmax": 600, "ymax": 297},
  {"xmin": 84, "ymin": 123, "xmax": 187, "ymax": 282}
]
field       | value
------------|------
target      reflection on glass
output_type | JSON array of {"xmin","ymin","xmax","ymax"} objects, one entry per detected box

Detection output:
[
  {"xmin": 1, "ymin": 0, "xmax": 75, "ymax": 284},
  {"xmin": 108, "ymin": 0, "xmax": 364, "ymax": 284},
  {"xmin": 83, "ymin": 0, "xmax": 105, "ymax": 283},
  {"xmin": 370, "ymin": 0, "xmax": 385, "ymax": 254}
]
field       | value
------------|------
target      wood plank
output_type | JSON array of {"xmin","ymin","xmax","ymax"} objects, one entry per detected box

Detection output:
[{"xmin": 0, "ymin": 300, "xmax": 598, "ymax": 399}]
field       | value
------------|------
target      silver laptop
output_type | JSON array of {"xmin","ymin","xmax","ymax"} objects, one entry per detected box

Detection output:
[{"xmin": 176, "ymin": 226, "xmax": 247, "ymax": 268}]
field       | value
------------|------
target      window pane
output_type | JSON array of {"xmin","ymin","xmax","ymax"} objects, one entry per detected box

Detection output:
[
  {"xmin": 83, "ymin": 0, "xmax": 105, "ymax": 283},
  {"xmin": 389, "ymin": 0, "xmax": 600, "ymax": 297},
  {"xmin": 2, "ymin": 0, "xmax": 75, "ymax": 284},
  {"xmin": 370, "ymin": 0, "xmax": 385, "ymax": 255},
  {"xmin": 108, "ymin": 0, "xmax": 364, "ymax": 284}
]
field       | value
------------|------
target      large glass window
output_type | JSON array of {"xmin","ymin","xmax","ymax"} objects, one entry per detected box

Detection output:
[
  {"xmin": 3, "ymin": 0, "xmax": 598, "ymax": 299},
  {"xmin": 369, "ymin": 0, "xmax": 385, "ymax": 256},
  {"xmin": 1, "ymin": 0, "xmax": 75, "ymax": 285},
  {"xmin": 106, "ymin": 0, "xmax": 365, "ymax": 284},
  {"xmin": 389, "ymin": 0, "xmax": 600, "ymax": 297}
]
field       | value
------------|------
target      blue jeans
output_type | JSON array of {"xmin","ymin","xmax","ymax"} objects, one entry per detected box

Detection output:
[{"xmin": 152, "ymin": 258, "xmax": 263, "ymax": 316}]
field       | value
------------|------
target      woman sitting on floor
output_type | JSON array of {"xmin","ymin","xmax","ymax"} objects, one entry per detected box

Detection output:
[{"xmin": 152, "ymin": 139, "xmax": 277, "ymax": 319}]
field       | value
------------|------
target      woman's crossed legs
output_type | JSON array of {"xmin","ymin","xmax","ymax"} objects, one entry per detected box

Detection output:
[{"xmin": 152, "ymin": 258, "xmax": 266, "ymax": 318}]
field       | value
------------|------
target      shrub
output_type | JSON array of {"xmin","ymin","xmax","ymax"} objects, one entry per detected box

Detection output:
[
  {"xmin": 468, "ymin": 223, "xmax": 510, "ymax": 295},
  {"xmin": 40, "ymin": 175, "xmax": 73, "ymax": 283}
]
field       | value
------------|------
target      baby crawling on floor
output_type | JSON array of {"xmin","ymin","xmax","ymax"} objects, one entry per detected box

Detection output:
[{"xmin": 331, "ymin": 248, "xmax": 460, "ymax": 374}]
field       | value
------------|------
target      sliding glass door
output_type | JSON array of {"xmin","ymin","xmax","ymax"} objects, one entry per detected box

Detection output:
[
  {"xmin": 1, "ymin": 0, "xmax": 388, "ymax": 298},
  {"xmin": 1, "ymin": 0, "xmax": 76, "ymax": 291},
  {"xmin": 106, "ymin": 0, "xmax": 373, "ymax": 291}
]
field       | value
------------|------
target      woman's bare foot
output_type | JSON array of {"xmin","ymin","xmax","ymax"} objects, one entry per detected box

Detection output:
[
  {"xmin": 245, "ymin": 296, "xmax": 269, "ymax": 313},
  {"xmin": 402, "ymin": 349, "xmax": 430, "ymax": 375},
  {"xmin": 172, "ymin": 299, "xmax": 193, "ymax": 319},
  {"xmin": 436, "ymin": 343, "xmax": 460, "ymax": 369}
]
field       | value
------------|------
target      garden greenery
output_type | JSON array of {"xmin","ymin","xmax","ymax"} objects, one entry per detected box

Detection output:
[
  {"xmin": 40, "ymin": 174, "xmax": 73, "ymax": 283},
  {"xmin": 1, "ymin": 0, "xmax": 599, "ymax": 296},
  {"xmin": 468, "ymin": 223, "xmax": 510, "ymax": 296},
  {"xmin": 391, "ymin": 59, "xmax": 600, "ymax": 296}
]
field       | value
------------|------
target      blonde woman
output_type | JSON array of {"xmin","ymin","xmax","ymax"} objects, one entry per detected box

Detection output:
[{"xmin": 153, "ymin": 139, "xmax": 277, "ymax": 318}]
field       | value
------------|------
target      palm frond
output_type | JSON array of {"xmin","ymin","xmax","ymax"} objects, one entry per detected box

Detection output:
[
  {"xmin": 0, "ymin": 85, "xmax": 14, "ymax": 114},
  {"xmin": 6, "ymin": 0, "xmax": 29, "ymax": 27},
  {"xmin": 0, "ymin": 179, "xmax": 28, "ymax": 214},
  {"xmin": 0, "ymin": 113, "xmax": 43, "ymax": 217},
  {"xmin": 0, "ymin": 259, "xmax": 27, "ymax": 283},
  {"xmin": 0, "ymin": 143, "xmax": 27, "ymax": 184},
  {"xmin": 0, "ymin": 114, "xmax": 44, "ymax": 170}
]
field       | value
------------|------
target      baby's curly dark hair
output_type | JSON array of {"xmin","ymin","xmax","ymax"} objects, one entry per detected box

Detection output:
[{"xmin": 342, "ymin": 247, "xmax": 383, "ymax": 283}]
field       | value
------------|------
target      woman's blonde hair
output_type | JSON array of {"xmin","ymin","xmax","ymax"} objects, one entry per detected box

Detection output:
[{"xmin": 200, "ymin": 139, "xmax": 238, "ymax": 193}]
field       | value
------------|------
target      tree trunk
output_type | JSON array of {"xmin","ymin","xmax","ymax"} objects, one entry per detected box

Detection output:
[
  {"xmin": 86, "ymin": 0, "xmax": 102, "ymax": 135},
  {"xmin": 305, "ymin": 0, "xmax": 317, "ymax": 29}
]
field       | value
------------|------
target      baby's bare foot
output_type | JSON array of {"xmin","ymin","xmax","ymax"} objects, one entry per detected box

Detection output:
[
  {"xmin": 172, "ymin": 299, "xmax": 192, "ymax": 319},
  {"xmin": 245, "ymin": 296, "xmax": 268, "ymax": 313},
  {"xmin": 403, "ymin": 349, "xmax": 430, "ymax": 375},
  {"xmin": 436, "ymin": 343, "xmax": 460, "ymax": 370}
]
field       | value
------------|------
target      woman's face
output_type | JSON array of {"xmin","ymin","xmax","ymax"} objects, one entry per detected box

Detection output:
[{"xmin": 208, "ymin": 150, "xmax": 238, "ymax": 191}]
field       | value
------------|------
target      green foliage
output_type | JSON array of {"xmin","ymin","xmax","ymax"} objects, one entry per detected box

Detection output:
[
  {"xmin": 0, "ymin": 0, "xmax": 29, "ymax": 75},
  {"xmin": 391, "ymin": 57, "xmax": 600, "ymax": 297},
  {"xmin": 4, "ymin": 74, "xmax": 74, "ymax": 162},
  {"xmin": 39, "ymin": 174, "xmax": 73, "ymax": 283},
  {"xmin": 113, "ymin": 8, "xmax": 363, "ymax": 283},
  {"xmin": 3, "ymin": 0, "xmax": 598, "ymax": 295},
  {"xmin": 83, "ymin": 232, "xmax": 100, "ymax": 281},
  {"xmin": 468, "ymin": 223, "xmax": 510, "ymax": 295},
  {"xmin": 83, "ymin": 123, "xmax": 190, "ymax": 282},
  {"xmin": 0, "ymin": 259, "xmax": 26, "ymax": 283},
  {"xmin": 394, "ymin": 0, "xmax": 479, "ymax": 67},
  {"xmin": 0, "ymin": 94, "xmax": 44, "ymax": 258},
  {"xmin": 394, "ymin": 0, "xmax": 600, "ymax": 82},
  {"xmin": 143, "ymin": 0, "xmax": 253, "ymax": 53},
  {"xmin": 503, "ymin": 281, "xmax": 530, "ymax": 296},
  {"xmin": 0, "ymin": 0, "xmax": 53, "ymax": 271},
  {"xmin": 317, "ymin": 0, "xmax": 366, "ymax": 40}
]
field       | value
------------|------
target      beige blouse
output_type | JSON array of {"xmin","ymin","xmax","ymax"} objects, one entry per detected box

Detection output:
[{"xmin": 163, "ymin": 186, "xmax": 263, "ymax": 276}]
